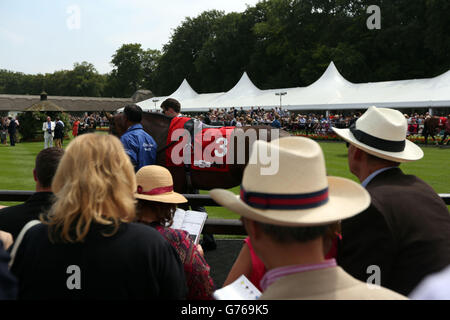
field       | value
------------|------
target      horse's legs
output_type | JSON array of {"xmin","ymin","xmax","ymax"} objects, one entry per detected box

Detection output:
[
  {"xmin": 440, "ymin": 133, "xmax": 448, "ymax": 145},
  {"xmin": 430, "ymin": 131, "xmax": 439, "ymax": 145},
  {"xmin": 430, "ymin": 133, "xmax": 439, "ymax": 145}
]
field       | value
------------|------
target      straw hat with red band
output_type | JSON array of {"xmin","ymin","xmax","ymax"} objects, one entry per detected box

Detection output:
[
  {"xmin": 332, "ymin": 106, "xmax": 424, "ymax": 162},
  {"xmin": 210, "ymin": 137, "xmax": 371, "ymax": 227},
  {"xmin": 135, "ymin": 165, "xmax": 187, "ymax": 204}
]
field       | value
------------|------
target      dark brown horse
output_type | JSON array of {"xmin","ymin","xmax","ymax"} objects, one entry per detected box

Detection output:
[
  {"xmin": 423, "ymin": 116, "xmax": 443, "ymax": 145},
  {"xmin": 108, "ymin": 111, "xmax": 290, "ymax": 194}
]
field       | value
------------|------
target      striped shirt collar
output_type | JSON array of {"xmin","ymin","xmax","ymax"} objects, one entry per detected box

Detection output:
[{"xmin": 260, "ymin": 259, "xmax": 337, "ymax": 292}]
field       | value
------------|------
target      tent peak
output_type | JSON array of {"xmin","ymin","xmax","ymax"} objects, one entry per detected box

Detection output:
[
  {"xmin": 308, "ymin": 61, "xmax": 353, "ymax": 88},
  {"xmin": 229, "ymin": 72, "xmax": 261, "ymax": 93},
  {"xmin": 211, "ymin": 71, "xmax": 261, "ymax": 107},
  {"xmin": 170, "ymin": 78, "xmax": 198, "ymax": 100}
]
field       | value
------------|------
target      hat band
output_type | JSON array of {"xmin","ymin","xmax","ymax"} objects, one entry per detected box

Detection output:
[
  {"xmin": 137, "ymin": 185, "xmax": 173, "ymax": 195},
  {"xmin": 350, "ymin": 124, "xmax": 405, "ymax": 152},
  {"xmin": 240, "ymin": 186, "xmax": 329, "ymax": 210}
]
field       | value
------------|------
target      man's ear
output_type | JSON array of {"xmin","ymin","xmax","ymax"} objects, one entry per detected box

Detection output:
[
  {"xmin": 350, "ymin": 145, "xmax": 364, "ymax": 161},
  {"xmin": 33, "ymin": 168, "xmax": 38, "ymax": 182}
]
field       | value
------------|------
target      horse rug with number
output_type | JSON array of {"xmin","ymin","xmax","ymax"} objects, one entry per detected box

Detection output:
[{"xmin": 165, "ymin": 117, "xmax": 235, "ymax": 172}]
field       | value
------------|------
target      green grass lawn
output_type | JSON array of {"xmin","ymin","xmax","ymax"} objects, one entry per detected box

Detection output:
[
  {"xmin": 0, "ymin": 134, "xmax": 78, "ymax": 206},
  {"xmin": 1, "ymin": 139, "xmax": 449, "ymax": 215}
]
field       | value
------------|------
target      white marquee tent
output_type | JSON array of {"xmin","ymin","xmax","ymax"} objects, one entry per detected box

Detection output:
[{"xmin": 134, "ymin": 62, "xmax": 450, "ymax": 112}]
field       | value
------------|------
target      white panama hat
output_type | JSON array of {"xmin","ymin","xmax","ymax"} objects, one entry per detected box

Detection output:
[
  {"xmin": 333, "ymin": 106, "xmax": 424, "ymax": 162},
  {"xmin": 210, "ymin": 137, "xmax": 370, "ymax": 226}
]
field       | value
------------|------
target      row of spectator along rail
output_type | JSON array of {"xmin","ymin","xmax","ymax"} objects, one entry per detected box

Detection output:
[{"xmin": 1, "ymin": 190, "xmax": 449, "ymax": 236}]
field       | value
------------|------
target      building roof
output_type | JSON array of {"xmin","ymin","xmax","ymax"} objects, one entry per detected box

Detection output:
[{"xmin": 25, "ymin": 100, "xmax": 66, "ymax": 112}]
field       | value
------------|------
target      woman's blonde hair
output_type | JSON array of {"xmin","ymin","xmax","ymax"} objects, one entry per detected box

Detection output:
[{"xmin": 44, "ymin": 133, "xmax": 137, "ymax": 243}]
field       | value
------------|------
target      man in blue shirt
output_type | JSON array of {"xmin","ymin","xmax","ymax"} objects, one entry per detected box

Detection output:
[{"xmin": 120, "ymin": 105, "xmax": 157, "ymax": 172}]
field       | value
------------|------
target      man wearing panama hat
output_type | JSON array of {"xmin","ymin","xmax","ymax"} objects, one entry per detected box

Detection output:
[
  {"xmin": 210, "ymin": 136, "xmax": 406, "ymax": 299},
  {"xmin": 333, "ymin": 106, "xmax": 450, "ymax": 296}
]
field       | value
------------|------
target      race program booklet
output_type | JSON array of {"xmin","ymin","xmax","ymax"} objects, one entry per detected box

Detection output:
[
  {"xmin": 170, "ymin": 208, "xmax": 208, "ymax": 245},
  {"xmin": 213, "ymin": 275, "xmax": 262, "ymax": 300}
]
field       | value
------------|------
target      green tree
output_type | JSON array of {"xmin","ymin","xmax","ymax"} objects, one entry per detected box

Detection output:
[
  {"xmin": 142, "ymin": 49, "xmax": 162, "ymax": 92},
  {"xmin": 153, "ymin": 10, "xmax": 225, "ymax": 95},
  {"xmin": 0, "ymin": 70, "xmax": 24, "ymax": 94},
  {"xmin": 0, "ymin": 62, "xmax": 105, "ymax": 96},
  {"xmin": 67, "ymin": 62, "xmax": 106, "ymax": 96},
  {"xmin": 194, "ymin": 11, "xmax": 258, "ymax": 92},
  {"xmin": 109, "ymin": 43, "xmax": 146, "ymax": 97},
  {"xmin": 17, "ymin": 111, "xmax": 48, "ymax": 141},
  {"xmin": 424, "ymin": 0, "xmax": 450, "ymax": 73}
]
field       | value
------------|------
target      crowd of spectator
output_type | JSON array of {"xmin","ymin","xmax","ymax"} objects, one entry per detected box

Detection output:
[
  {"xmin": 167, "ymin": 107, "xmax": 361, "ymax": 135},
  {"xmin": 405, "ymin": 113, "xmax": 428, "ymax": 136},
  {"xmin": 61, "ymin": 108, "xmax": 450, "ymax": 139},
  {"xmin": 1, "ymin": 108, "xmax": 448, "ymax": 148},
  {"xmin": 68, "ymin": 113, "xmax": 109, "ymax": 136},
  {"xmin": 0, "ymin": 116, "xmax": 19, "ymax": 146},
  {"xmin": 183, "ymin": 107, "xmax": 445, "ymax": 136}
]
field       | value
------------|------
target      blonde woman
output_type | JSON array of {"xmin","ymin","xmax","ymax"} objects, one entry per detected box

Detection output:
[{"xmin": 10, "ymin": 134, "xmax": 187, "ymax": 299}]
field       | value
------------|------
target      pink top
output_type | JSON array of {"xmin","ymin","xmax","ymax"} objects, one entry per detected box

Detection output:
[
  {"xmin": 244, "ymin": 237, "xmax": 266, "ymax": 291},
  {"xmin": 260, "ymin": 259, "xmax": 337, "ymax": 291}
]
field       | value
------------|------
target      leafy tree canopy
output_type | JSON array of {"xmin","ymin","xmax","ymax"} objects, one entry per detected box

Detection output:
[{"xmin": 1, "ymin": 0, "xmax": 449, "ymax": 98}]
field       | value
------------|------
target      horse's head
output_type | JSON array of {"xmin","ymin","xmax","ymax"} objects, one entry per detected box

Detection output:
[{"xmin": 106, "ymin": 112, "xmax": 127, "ymax": 137}]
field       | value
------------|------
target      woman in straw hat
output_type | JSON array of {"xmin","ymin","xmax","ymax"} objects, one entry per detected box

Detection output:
[
  {"xmin": 210, "ymin": 136, "xmax": 407, "ymax": 299},
  {"xmin": 10, "ymin": 134, "xmax": 187, "ymax": 299},
  {"xmin": 135, "ymin": 165, "xmax": 215, "ymax": 300}
]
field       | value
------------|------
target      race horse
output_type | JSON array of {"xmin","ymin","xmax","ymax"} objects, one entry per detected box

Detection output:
[
  {"xmin": 423, "ymin": 116, "xmax": 445, "ymax": 145},
  {"xmin": 108, "ymin": 111, "xmax": 290, "ymax": 194}
]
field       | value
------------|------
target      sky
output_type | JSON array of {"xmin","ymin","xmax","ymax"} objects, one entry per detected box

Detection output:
[{"xmin": 0, "ymin": 0, "xmax": 260, "ymax": 75}]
